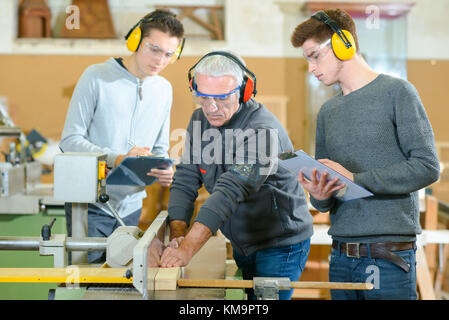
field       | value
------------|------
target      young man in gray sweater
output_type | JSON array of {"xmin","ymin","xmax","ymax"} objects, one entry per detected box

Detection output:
[{"xmin": 291, "ymin": 9, "xmax": 440, "ymax": 299}]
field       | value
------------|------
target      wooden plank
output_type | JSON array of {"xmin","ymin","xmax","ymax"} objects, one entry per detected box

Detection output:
[
  {"xmin": 178, "ymin": 278, "xmax": 373, "ymax": 290},
  {"xmin": 434, "ymin": 244, "xmax": 449, "ymax": 299},
  {"xmin": 444, "ymin": 245, "xmax": 449, "ymax": 292},
  {"xmin": 424, "ymin": 195, "xmax": 438, "ymax": 281},
  {"xmin": 416, "ymin": 245, "xmax": 436, "ymax": 300},
  {"xmin": 146, "ymin": 267, "xmax": 159, "ymax": 291},
  {"xmin": 292, "ymin": 289, "xmax": 330, "ymax": 300},
  {"xmin": 154, "ymin": 267, "xmax": 181, "ymax": 291},
  {"xmin": 178, "ymin": 278, "xmax": 253, "ymax": 289},
  {"xmin": 291, "ymin": 281, "xmax": 372, "ymax": 290},
  {"xmin": 183, "ymin": 232, "xmax": 227, "ymax": 280},
  {"xmin": 0, "ymin": 268, "xmax": 132, "ymax": 284},
  {"xmin": 210, "ymin": 8, "xmax": 224, "ymax": 40}
]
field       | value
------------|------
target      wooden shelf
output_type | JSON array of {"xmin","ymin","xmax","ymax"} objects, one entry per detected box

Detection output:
[
  {"xmin": 155, "ymin": 5, "xmax": 224, "ymax": 40},
  {"xmin": 11, "ymin": 37, "xmax": 226, "ymax": 56}
]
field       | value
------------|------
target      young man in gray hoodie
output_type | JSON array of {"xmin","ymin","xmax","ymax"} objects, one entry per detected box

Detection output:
[
  {"xmin": 59, "ymin": 9, "xmax": 183, "ymax": 263},
  {"xmin": 160, "ymin": 51, "xmax": 313, "ymax": 300},
  {"xmin": 291, "ymin": 9, "xmax": 440, "ymax": 299}
]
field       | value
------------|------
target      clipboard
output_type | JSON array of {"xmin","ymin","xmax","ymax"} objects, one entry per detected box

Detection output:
[
  {"xmin": 278, "ymin": 150, "xmax": 373, "ymax": 201},
  {"xmin": 106, "ymin": 156, "xmax": 175, "ymax": 186}
]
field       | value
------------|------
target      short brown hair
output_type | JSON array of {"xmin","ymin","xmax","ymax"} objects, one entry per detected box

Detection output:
[
  {"xmin": 291, "ymin": 9, "xmax": 359, "ymax": 50},
  {"xmin": 141, "ymin": 9, "xmax": 184, "ymax": 40}
]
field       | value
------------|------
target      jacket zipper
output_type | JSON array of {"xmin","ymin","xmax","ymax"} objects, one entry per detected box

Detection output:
[
  {"xmin": 129, "ymin": 79, "xmax": 142, "ymax": 145},
  {"xmin": 272, "ymin": 190, "xmax": 279, "ymax": 212},
  {"xmin": 138, "ymin": 79, "xmax": 143, "ymax": 101}
]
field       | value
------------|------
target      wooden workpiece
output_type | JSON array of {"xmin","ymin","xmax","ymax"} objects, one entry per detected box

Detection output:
[
  {"xmin": 0, "ymin": 267, "xmax": 373, "ymax": 291},
  {"xmin": 177, "ymin": 278, "xmax": 373, "ymax": 291},
  {"xmin": 154, "ymin": 267, "xmax": 181, "ymax": 291},
  {"xmin": 416, "ymin": 245, "xmax": 436, "ymax": 300}
]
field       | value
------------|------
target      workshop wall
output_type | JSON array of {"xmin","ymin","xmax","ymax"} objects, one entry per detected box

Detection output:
[
  {"xmin": 0, "ymin": 55, "xmax": 307, "ymax": 148},
  {"xmin": 0, "ymin": 55, "xmax": 447, "ymax": 150}
]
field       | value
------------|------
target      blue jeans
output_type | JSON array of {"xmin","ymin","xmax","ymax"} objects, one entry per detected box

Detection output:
[
  {"xmin": 329, "ymin": 245, "xmax": 417, "ymax": 300},
  {"xmin": 233, "ymin": 238, "xmax": 311, "ymax": 300}
]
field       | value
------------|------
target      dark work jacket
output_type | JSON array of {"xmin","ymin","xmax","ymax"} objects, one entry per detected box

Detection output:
[{"xmin": 168, "ymin": 99, "xmax": 313, "ymax": 256}]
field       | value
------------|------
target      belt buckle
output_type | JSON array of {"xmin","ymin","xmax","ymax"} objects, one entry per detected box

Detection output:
[{"xmin": 346, "ymin": 243, "xmax": 360, "ymax": 258}]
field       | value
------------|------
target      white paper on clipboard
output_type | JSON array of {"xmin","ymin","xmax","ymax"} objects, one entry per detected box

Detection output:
[{"xmin": 278, "ymin": 150, "xmax": 373, "ymax": 202}]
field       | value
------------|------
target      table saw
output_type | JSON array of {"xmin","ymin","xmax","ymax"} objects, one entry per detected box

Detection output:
[{"xmin": 0, "ymin": 152, "xmax": 373, "ymax": 300}]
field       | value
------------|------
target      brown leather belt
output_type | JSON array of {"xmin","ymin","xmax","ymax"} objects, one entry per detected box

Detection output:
[{"xmin": 332, "ymin": 240, "xmax": 415, "ymax": 273}]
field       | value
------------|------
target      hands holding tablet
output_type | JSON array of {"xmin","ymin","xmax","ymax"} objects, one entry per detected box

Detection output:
[
  {"xmin": 299, "ymin": 166, "xmax": 346, "ymax": 200},
  {"xmin": 278, "ymin": 150, "xmax": 373, "ymax": 202},
  {"xmin": 114, "ymin": 146, "xmax": 152, "ymax": 167},
  {"xmin": 108, "ymin": 146, "xmax": 175, "ymax": 187},
  {"xmin": 147, "ymin": 167, "xmax": 174, "ymax": 187}
]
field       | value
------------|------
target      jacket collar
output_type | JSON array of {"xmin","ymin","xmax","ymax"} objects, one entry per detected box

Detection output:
[
  {"xmin": 107, "ymin": 57, "xmax": 155, "ymax": 84},
  {"xmin": 217, "ymin": 99, "xmax": 260, "ymax": 130}
]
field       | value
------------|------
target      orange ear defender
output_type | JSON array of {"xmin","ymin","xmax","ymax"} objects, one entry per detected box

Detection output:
[{"xmin": 187, "ymin": 51, "xmax": 257, "ymax": 104}]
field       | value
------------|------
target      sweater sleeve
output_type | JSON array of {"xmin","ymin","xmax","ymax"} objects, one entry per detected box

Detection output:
[
  {"xmin": 353, "ymin": 81, "xmax": 440, "ymax": 194},
  {"xmin": 310, "ymin": 107, "xmax": 337, "ymax": 212},
  {"xmin": 59, "ymin": 67, "xmax": 120, "ymax": 167},
  {"xmin": 167, "ymin": 163, "xmax": 202, "ymax": 226},
  {"xmin": 167, "ymin": 117, "xmax": 203, "ymax": 226}
]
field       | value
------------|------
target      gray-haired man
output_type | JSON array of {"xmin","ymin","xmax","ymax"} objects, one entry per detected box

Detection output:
[{"xmin": 160, "ymin": 51, "xmax": 313, "ymax": 300}]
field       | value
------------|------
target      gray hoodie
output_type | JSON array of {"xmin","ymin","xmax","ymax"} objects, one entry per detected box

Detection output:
[
  {"xmin": 59, "ymin": 58, "xmax": 172, "ymax": 218},
  {"xmin": 168, "ymin": 99, "xmax": 313, "ymax": 256}
]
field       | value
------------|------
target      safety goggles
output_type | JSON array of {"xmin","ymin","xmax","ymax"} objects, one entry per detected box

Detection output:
[
  {"xmin": 303, "ymin": 39, "xmax": 331, "ymax": 64},
  {"xmin": 142, "ymin": 41, "xmax": 182, "ymax": 64},
  {"xmin": 192, "ymin": 86, "xmax": 240, "ymax": 108}
]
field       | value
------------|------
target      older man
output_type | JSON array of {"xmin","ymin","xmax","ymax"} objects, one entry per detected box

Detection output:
[{"xmin": 160, "ymin": 51, "xmax": 313, "ymax": 300}]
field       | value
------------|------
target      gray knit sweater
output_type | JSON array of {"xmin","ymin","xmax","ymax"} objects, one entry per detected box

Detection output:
[{"xmin": 311, "ymin": 74, "xmax": 440, "ymax": 243}]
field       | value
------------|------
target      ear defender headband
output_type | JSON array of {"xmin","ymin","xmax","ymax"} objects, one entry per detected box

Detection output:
[
  {"xmin": 188, "ymin": 51, "xmax": 257, "ymax": 104},
  {"xmin": 124, "ymin": 13, "xmax": 185, "ymax": 63},
  {"xmin": 311, "ymin": 11, "xmax": 356, "ymax": 60}
]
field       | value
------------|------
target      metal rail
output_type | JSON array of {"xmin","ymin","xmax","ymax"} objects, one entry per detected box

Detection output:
[{"xmin": 0, "ymin": 236, "xmax": 107, "ymax": 251}]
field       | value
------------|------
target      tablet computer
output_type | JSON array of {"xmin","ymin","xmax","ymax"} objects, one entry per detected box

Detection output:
[
  {"xmin": 278, "ymin": 150, "xmax": 373, "ymax": 201},
  {"xmin": 106, "ymin": 156, "xmax": 175, "ymax": 186}
]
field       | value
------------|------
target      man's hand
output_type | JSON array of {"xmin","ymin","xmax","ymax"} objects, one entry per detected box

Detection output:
[
  {"xmin": 148, "ymin": 167, "xmax": 174, "ymax": 187},
  {"xmin": 160, "ymin": 222, "xmax": 212, "ymax": 268},
  {"xmin": 168, "ymin": 236, "xmax": 185, "ymax": 248},
  {"xmin": 114, "ymin": 146, "xmax": 152, "ymax": 167},
  {"xmin": 318, "ymin": 159, "xmax": 354, "ymax": 181},
  {"xmin": 147, "ymin": 238, "xmax": 166, "ymax": 268},
  {"xmin": 159, "ymin": 245, "xmax": 192, "ymax": 268},
  {"xmin": 298, "ymin": 168, "xmax": 346, "ymax": 201}
]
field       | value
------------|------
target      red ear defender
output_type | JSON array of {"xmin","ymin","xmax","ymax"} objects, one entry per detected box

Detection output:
[
  {"xmin": 187, "ymin": 51, "xmax": 257, "ymax": 104},
  {"xmin": 242, "ymin": 76, "xmax": 255, "ymax": 103}
]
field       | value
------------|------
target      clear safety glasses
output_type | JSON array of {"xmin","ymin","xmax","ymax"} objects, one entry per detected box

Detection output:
[
  {"xmin": 142, "ymin": 41, "xmax": 181, "ymax": 64},
  {"xmin": 303, "ymin": 39, "xmax": 331, "ymax": 64},
  {"xmin": 192, "ymin": 86, "xmax": 240, "ymax": 108}
]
